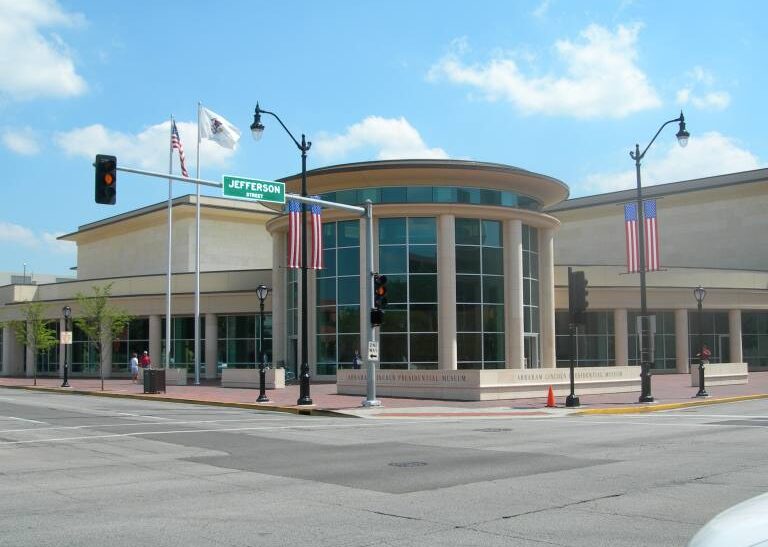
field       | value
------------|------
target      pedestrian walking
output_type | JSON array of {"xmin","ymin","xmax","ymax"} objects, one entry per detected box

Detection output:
[{"xmin": 130, "ymin": 352, "xmax": 140, "ymax": 383}]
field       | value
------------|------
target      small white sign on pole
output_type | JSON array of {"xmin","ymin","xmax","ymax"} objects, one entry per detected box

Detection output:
[
  {"xmin": 60, "ymin": 331, "xmax": 73, "ymax": 345},
  {"xmin": 368, "ymin": 341, "xmax": 379, "ymax": 361}
]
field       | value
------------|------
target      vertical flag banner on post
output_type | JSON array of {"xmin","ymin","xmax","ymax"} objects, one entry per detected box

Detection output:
[
  {"xmin": 170, "ymin": 119, "xmax": 188, "ymax": 177},
  {"xmin": 287, "ymin": 200, "xmax": 302, "ymax": 269},
  {"xmin": 199, "ymin": 107, "xmax": 241, "ymax": 149},
  {"xmin": 310, "ymin": 196, "xmax": 323, "ymax": 270},
  {"xmin": 624, "ymin": 199, "xmax": 661, "ymax": 273}
]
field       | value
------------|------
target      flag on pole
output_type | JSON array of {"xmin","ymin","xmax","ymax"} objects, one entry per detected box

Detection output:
[
  {"xmin": 170, "ymin": 120, "xmax": 189, "ymax": 177},
  {"xmin": 310, "ymin": 196, "xmax": 323, "ymax": 270},
  {"xmin": 624, "ymin": 199, "xmax": 661, "ymax": 273},
  {"xmin": 199, "ymin": 106, "xmax": 241, "ymax": 149},
  {"xmin": 287, "ymin": 200, "xmax": 302, "ymax": 269}
]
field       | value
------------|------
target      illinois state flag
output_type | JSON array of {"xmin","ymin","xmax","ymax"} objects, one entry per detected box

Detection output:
[{"xmin": 200, "ymin": 107, "xmax": 241, "ymax": 149}]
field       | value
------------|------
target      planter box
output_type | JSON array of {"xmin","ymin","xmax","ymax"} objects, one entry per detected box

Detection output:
[
  {"xmin": 221, "ymin": 367, "xmax": 285, "ymax": 389},
  {"xmin": 164, "ymin": 367, "xmax": 188, "ymax": 385},
  {"xmin": 691, "ymin": 362, "xmax": 748, "ymax": 387}
]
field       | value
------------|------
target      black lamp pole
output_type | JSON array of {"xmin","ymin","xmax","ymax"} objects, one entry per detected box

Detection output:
[
  {"xmin": 694, "ymin": 286, "xmax": 709, "ymax": 397},
  {"xmin": 256, "ymin": 284, "xmax": 271, "ymax": 403},
  {"xmin": 251, "ymin": 104, "xmax": 313, "ymax": 405},
  {"xmin": 630, "ymin": 112, "xmax": 690, "ymax": 403},
  {"xmin": 61, "ymin": 306, "xmax": 71, "ymax": 388}
]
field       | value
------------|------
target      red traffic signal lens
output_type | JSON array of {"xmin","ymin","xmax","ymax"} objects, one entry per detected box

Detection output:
[{"xmin": 104, "ymin": 173, "xmax": 114, "ymax": 185}]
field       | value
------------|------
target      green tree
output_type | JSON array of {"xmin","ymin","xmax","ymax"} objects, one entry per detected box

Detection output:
[
  {"xmin": 3, "ymin": 301, "xmax": 58, "ymax": 383},
  {"xmin": 75, "ymin": 283, "xmax": 131, "ymax": 389}
]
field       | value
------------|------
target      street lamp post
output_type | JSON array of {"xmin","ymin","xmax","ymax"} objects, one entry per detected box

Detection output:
[
  {"xmin": 694, "ymin": 286, "xmax": 709, "ymax": 397},
  {"xmin": 251, "ymin": 103, "xmax": 313, "ymax": 405},
  {"xmin": 630, "ymin": 112, "xmax": 690, "ymax": 403},
  {"xmin": 256, "ymin": 284, "xmax": 271, "ymax": 403},
  {"xmin": 61, "ymin": 306, "xmax": 71, "ymax": 388}
]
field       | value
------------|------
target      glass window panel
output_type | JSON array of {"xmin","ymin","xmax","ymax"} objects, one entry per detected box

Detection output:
[
  {"xmin": 456, "ymin": 275, "xmax": 482, "ymax": 303},
  {"xmin": 337, "ymin": 220, "xmax": 360, "ymax": 247},
  {"xmin": 320, "ymin": 249, "xmax": 336, "ymax": 277},
  {"xmin": 484, "ymin": 333, "xmax": 505, "ymax": 362},
  {"xmin": 410, "ymin": 304, "xmax": 438, "ymax": 332},
  {"xmin": 483, "ymin": 305, "xmax": 504, "ymax": 332},
  {"xmin": 410, "ymin": 334, "xmax": 438, "ymax": 362},
  {"xmin": 386, "ymin": 274, "xmax": 408, "ymax": 304},
  {"xmin": 455, "ymin": 218, "xmax": 480, "ymax": 245},
  {"xmin": 409, "ymin": 275, "xmax": 437, "ymax": 303},
  {"xmin": 407, "ymin": 186, "xmax": 433, "ymax": 203},
  {"xmin": 337, "ymin": 247, "xmax": 360, "ymax": 276},
  {"xmin": 456, "ymin": 246, "xmax": 481, "ymax": 274},
  {"xmin": 482, "ymin": 247, "xmax": 503, "ymax": 275},
  {"xmin": 233, "ymin": 316, "xmax": 255, "ymax": 338},
  {"xmin": 379, "ymin": 246, "xmax": 407, "ymax": 274},
  {"xmin": 457, "ymin": 304, "xmax": 482, "ymax": 332},
  {"xmin": 480, "ymin": 189, "xmax": 500, "ymax": 205},
  {"xmin": 322, "ymin": 222, "xmax": 336, "ymax": 243},
  {"xmin": 130, "ymin": 318, "xmax": 149, "ymax": 339},
  {"xmin": 458, "ymin": 188, "xmax": 481, "ymax": 204},
  {"xmin": 335, "ymin": 189, "xmax": 358, "ymax": 205},
  {"xmin": 338, "ymin": 335, "xmax": 361, "ymax": 364},
  {"xmin": 338, "ymin": 276, "xmax": 360, "ymax": 305},
  {"xmin": 316, "ymin": 307, "xmax": 336, "ymax": 334},
  {"xmin": 409, "ymin": 245, "xmax": 437, "ymax": 273},
  {"xmin": 316, "ymin": 277, "xmax": 336, "ymax": 306},
  {"xmin": 317, "ymin": 336, "xmax": 337, "ymax": 363},
  {"xmin": 500, "ymin": 192, "xmax": 518, "ymax": 207},
  {"xmin": 217, "ymin": 316, "xmax": 227, "ymax": 338},
  {"xmin": 483, "ymin": 276, "xmax": 504, "ymax": 303},
  {"xmin": 381, "ymin": 306, "xmax": 408, "ymax": 333},
  {"xmin": 434, "ymin": 187, "xmax": 457, "ymax": 202},
  {"xmin": 381, "ymin": 187, "xmax": 407, "ymax": 203},
  {"xmin": 457, "ymin": 333, "xmax": 482, "ymax": 362},
  {"xmin": 523, "ymin": 252, "xmax": 531, "ymax": 278},
  {"xmin": 358, "ymin": 188, "xmax": 379, "ymax": 203},
  {"xmin": 482, "ymin": 220, "xmax": 501, "ymax": 247},
  {"xmin": 408, "ymin": 218, "xmax": 436, "ymax": 244},
  {"xmin": 337, "ymin": 306, "xmax": 360, "ymax": 333},
  {"xmin": 380, "ymin": 334, "xmax": 408, "ymax": 362},
  {"xmin": 378, "ymin": 218, "xmax": 406, "ymax": 245}
]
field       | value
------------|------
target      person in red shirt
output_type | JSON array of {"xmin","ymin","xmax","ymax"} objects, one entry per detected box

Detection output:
[{"xmin": 140, "ymin": 350, "xmax": 151, "ymax": 368}]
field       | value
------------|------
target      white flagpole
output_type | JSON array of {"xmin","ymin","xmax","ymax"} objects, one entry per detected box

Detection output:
[
  {"xmin": 166, "ymin": 116, "xmax": 174, "ymax": 371},
  {"xmin": 194, "ymin": 102, "xmax": 202, "ymax": 385}
]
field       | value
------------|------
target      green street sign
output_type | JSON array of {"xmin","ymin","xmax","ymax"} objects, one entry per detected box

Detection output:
[{"xmin": 222, "ymin": 175, "xmax": 285, "ymax": 204}]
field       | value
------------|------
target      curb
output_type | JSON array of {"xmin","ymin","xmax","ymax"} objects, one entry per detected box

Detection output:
[
  {"xmin": 572, "ymin": 393, "xmax": 768, "ymax": 415},
  {"xmin": 0, "ymin": 384, "xmax": 357, "ymax": 419}
]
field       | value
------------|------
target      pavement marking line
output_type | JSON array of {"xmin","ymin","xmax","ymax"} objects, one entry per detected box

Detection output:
[
  {"xmin": 0, "ymin": 416, "xmax": 294, "ymax": 434},
  {"xmin": 572, "ymin": 419, "xmax": 765, "ymax": 428},
  {"xmin": 4, "ymin": 416, "xmax": 47, "ymax": 424},
  {"xmin": 112, "ymin": 412, "xmax": 176, "ymax": 420},
  {"xmin": 642, "ymin": 413, "xmax": 768, "ymax": 420},
  {"xmin": 0, "ymin": 418, "xmax": 469, "ymax": 446}
]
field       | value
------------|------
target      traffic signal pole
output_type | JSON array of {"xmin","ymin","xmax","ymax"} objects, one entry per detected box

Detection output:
[{"xmin": 363, "ymin": 199, "xmax": 381, "ymax": 407}]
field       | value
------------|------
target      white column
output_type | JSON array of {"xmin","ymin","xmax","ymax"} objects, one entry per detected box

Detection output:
[
  {"xmin": 539, "ymin": 228, "xmax": 556, "ymax": 368},
  {"xmin": 614, "ymin": 309, "xmax": 628, "ymax": 366},
  {"xmin": 675, "ymin": 308, "xmax": 689, "ymax": 373},
  {"xmin": 2, "ymin": 325, "xmax": 14, "ymax": 376},
  {"xmin": 504, "ymin": 220, "xmax": 524, "ymax": 369},
  {"xmin": 205, "ymin": 313, "xmax": 218, "ymax": 379},
  {"xmin": 25, "ymin": 321, "xmax": 34, "ymax": 377},
  {"xmin": 149, "ymin": 315, "xmax": 161, "ymax": 368},
  {"xmin": 438, "ymin": 214, "xmax": 457, "ymax": 370},
  {"xmin": 59, "ymin": 317, "xmax": 66, "ymax": 377},
  {"xmin": 729, "ymin": 309, "xmax": 743, "ymax": 364},
  {"xmin": 272, "ymin": 231, "xmax": 286, "ymax": 368}
]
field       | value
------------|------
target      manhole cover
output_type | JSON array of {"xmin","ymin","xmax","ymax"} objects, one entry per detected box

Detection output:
[
  {"xmin": 474, "ymin": 428, "xmax": 512, "ymax": 432},
  {"xmin": 388, "ymin": 461, "xmax": 428, "ymax": 468}
]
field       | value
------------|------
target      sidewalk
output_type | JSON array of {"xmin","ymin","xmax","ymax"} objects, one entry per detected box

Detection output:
[{"xmin": 1, "ymin": 372, "xmax": 767, "ymax": 418}]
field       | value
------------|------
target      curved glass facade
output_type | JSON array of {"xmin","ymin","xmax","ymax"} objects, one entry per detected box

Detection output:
[{"xmin": 318, "ymin": 186, "xmax": 541, "ymax": 211}]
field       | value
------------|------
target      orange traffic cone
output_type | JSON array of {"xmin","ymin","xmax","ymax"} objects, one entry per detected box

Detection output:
[{"xmin": 546, "ymin": 385, "xmax": 556, "ymax": 408}]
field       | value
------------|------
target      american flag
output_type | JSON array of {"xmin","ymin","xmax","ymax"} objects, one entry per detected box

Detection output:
[
  {"xmin": 624, "ymin": 199, "xmax": 660, "ymax": 273},
  {"xmin": 287, "ymin": 200, "xmax": 302, "ymax": 269},
  {"xmin": 310, "ymin": 196, "xmax": 323, "ymax": 270},
  {"xmin": 170, "ymin": 120, "xmax": 188, "ymax": 177}
]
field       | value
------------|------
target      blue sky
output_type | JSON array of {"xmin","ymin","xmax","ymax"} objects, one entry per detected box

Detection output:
[{"xmin": 1, "ymin": 0, "xmax": 766, "ymax": 276}]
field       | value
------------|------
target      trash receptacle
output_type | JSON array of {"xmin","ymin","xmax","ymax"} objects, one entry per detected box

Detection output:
[{"xmin": 143, "ymin": 369, "xmax": 166, "ymax": 394}]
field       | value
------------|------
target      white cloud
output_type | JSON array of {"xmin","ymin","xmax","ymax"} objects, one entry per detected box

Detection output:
[
  {"xmin": 0, "ymin": 221, "xmax": 74, "ymax": 256},
  {"xmin": 428, "ymin": 23, "xmax": 661, "ymax": 119},
  {"xmin": 676, "ymin": 66, "xmax": 730, "ymax": 111},
  {"xmin": 582, "ymin": 132, "xmax": 763, "ymax": 194},
  {"xmin": 2, "ymin": 127, "xmax": 40, "ymax": 155},
  {"xmin": 0, "ymin": 0, "xmax": 87, "ymax": 100},
  {"xmin": 54, "ymin": 120, "xmax": 236, "ymax": 172},
  {"xmin": 532, "ymin": 0, "xmax": 551, "ymax": 19},
  {"xmin": 314, "ymin": 116, "xmax": 449, "ymax": 161}
]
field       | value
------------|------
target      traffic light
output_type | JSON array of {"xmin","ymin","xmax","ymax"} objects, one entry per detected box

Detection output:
[
  {"xmin": 374, "ymin": 274, "xmax": 388, "ymax": 309},
  {"xmin": 370, "ymin": 308, "xmax": 384, "ymax": 327},
  {"xmin": 94, "ymin": 154, "xmax": 117, "ymax": 204},
  {"xmin": 569, "ymin": 269, "xmax": 589, "ymax": 324}
]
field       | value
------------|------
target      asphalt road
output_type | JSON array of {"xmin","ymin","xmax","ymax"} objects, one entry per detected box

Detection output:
[{"xmin": 1, "ymin": 388, "xmax": 767, "ymax": 547}]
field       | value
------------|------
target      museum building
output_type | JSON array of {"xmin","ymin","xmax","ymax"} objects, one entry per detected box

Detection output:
[{"xmin": 1, "ymin": 160, "xmax": 767, "ymax": 382}]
